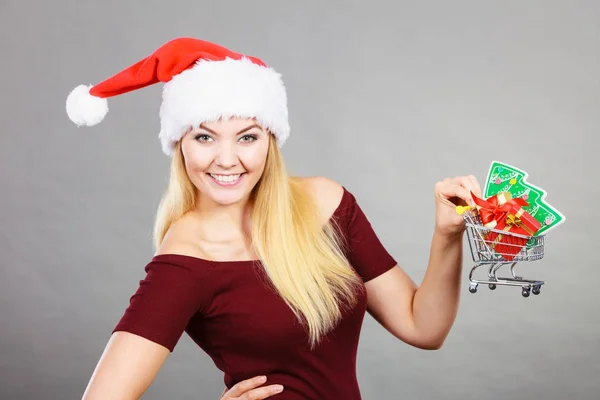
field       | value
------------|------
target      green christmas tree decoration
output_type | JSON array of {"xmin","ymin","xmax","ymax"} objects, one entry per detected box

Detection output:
[{"xmin": 483, "ymin": 161, "xmax": 565, "ymax": 236}]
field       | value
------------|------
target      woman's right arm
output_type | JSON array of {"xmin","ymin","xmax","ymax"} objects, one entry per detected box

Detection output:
[
  {"xmin": 81, "ymin": 331, "xmax": 170, "ymax": 400},
  {"xmin": 80, "ymin": 221, "xmax": 209, "ymax": 399}
]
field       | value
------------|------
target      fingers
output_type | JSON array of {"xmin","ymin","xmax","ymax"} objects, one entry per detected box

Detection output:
[
  {"xmin": 221, "ymin": 376, "xmax": 284, "ymax": 399},
  {"xmin": 437, "ymin": 175, "xmax": 482, "ymax": 203},
  {"xmin": 466, "ymin": 174, "xmax": 482, "ymax": 198},
  {"xmin": 224, "ymin": 376, "xmax": 267, "ymax": 397},
  {"xmin": 436, "ymin": 181, "xmax": 474, "ymax": 207},
  {"xmin": 239, "ymin": 384, "xmax": 284, "ymax": 399}
]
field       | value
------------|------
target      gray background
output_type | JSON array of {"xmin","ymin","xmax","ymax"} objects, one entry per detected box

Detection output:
[{"xmin": 1, "ymin": 0, "xmax": 598, "ymax": 399}]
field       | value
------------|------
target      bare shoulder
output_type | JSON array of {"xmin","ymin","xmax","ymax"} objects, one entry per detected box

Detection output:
[
  {"xmin": 299, "ymin": 176, "xmax": 345, "ymax": 222},
  {"xmin": 154, "ymin": 212, "xmax": 203, "ymax": 257}
]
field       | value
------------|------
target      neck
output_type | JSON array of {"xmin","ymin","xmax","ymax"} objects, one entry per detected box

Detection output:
[{"xmin": 193, "ymin": 192, "xmax": 253, "ymax": 241}]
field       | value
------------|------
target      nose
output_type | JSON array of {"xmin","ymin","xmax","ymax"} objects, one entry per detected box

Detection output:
[{"xmin": 215, "ymin": 142, "xmax": 239, "ymax": 169}]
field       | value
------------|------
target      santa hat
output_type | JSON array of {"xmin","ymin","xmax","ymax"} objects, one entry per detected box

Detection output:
[{"xmin": 65, "ymin": 37, "xmax": 290, "ymax": 156}]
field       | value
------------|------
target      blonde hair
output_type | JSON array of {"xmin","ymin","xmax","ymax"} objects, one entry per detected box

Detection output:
[{"xmin": 153, "ymin": 134, "xmax": 363, "ymax": 347}]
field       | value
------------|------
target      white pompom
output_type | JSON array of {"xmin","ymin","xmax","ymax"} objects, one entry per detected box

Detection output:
[{"xmin": 66, "ymin": 84, "xmax": 108, "ymax": 126}]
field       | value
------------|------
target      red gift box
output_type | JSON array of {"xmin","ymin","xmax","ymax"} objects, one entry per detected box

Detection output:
[
  {"xmin": 486, "ymin": 204, "xmax": 541, "ymax": 260},
  {"xmin": 471, "ymin": 192, "xmax": 541, "ymax": 261}
]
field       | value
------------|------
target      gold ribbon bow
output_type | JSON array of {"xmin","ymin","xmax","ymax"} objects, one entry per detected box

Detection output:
[{"xmin": 504, "ymin": 209, "xmax": 535, "ymax": 236}]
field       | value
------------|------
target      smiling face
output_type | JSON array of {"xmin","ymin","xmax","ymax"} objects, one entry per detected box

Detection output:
[{"xmin": 180, "ymin": 118, "xmax": 271, "ymax": 208}]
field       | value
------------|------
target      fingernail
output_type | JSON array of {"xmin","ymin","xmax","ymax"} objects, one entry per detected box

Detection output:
[
  {"xmin": 259, "ymin": 376, "xmax": 267, "ymax": 382},
  {"xmin": 274, "ymin": 385, "xmax": 284, "ymax": 392}
]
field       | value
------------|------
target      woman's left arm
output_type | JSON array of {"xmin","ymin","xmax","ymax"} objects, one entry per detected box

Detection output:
[{"xmin": 365, "ymin": 175, "xmax": 482, "ymax": 350}]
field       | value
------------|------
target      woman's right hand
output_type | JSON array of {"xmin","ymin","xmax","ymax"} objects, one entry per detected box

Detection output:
[{"xmin": 220, "ymin": 376, "xmax": 284, "ymax": 399}]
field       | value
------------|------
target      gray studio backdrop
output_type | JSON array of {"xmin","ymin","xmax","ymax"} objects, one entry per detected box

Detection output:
[{"xmin": 1, "ymin": 1, "xmax": 598, "ymax": 399}]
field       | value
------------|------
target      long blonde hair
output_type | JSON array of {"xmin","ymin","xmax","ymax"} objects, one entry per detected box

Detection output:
[{"xmin": 153, "ymin": 134, "xmax": 363, "ymax": 347}]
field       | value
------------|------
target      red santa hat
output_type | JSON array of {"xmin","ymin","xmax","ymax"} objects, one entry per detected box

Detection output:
[{"xmin": 65, "ymin": 37, "xmax": 290, "ymax": 156}]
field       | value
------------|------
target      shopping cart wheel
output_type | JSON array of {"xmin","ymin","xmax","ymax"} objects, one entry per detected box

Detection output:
[
  {"xmin": 488, "ymin": 284, "xmax": 497, "ymax": 290},
  {"xmin": 532, "ymin": 285, "xmax": 541, "ymax": 295},
  {"xmin": 469, "ymin": 283, "xmax": 478, "ymax": 293},
  {"xmin": 522, "ymin": 287, "xmax": 531, "ymax": 297}
]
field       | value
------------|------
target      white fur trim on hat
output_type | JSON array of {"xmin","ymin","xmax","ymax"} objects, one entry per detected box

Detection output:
[{"xmin": 158, "ymin": 57, "xmax": 290, "ymax": 156}]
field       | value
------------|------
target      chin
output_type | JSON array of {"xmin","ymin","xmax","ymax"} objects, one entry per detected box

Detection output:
[
  {"xmin": 210, "ymin": 192, "xmax": 247, "ymax": 206},
  {"xmin": 200, "ymin": 173, "xmax": 256, "ymax": 205}
]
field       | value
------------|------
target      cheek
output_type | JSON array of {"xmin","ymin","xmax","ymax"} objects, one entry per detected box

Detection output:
[
  {"xmin": 241, "ymin": 146, "xmax": 269, "ymax": 172},
  {"xmin": 182, "ymin": 150, "xmax": 211, "ymax": 177}
]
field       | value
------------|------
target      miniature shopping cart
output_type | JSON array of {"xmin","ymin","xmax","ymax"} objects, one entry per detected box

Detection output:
[{"xmin": 460, "ymin": 207, "xmax": 546, "ymax": 298}]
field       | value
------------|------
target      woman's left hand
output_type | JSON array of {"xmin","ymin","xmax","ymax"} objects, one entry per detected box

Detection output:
[{"xmin": 434, "ymin": 175, "xmax": 482, "ymax": 237}]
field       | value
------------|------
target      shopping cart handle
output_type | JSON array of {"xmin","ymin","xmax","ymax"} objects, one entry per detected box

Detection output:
[{"xmin": 455, "ymin": 205, "xmax": 473, "ymax": 215}]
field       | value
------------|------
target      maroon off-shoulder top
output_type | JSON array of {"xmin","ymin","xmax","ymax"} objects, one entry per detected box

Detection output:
[{"xmin": 113, "ymin": 187, "xmax": 397, "ymax": 399}]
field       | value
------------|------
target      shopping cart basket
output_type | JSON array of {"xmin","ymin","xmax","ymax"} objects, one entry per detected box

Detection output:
[{"xmin": 460, "ymin": 207, "xmax": 546, "ymax": 297}]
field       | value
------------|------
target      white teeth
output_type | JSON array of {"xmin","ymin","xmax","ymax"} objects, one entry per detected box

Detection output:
[{"xmin": 210, "ymin": 173, "xmax": 241, "ymax": 183}]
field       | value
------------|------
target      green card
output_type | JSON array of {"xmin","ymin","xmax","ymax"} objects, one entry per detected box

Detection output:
[{"xmin": 483, "ymin": 161, "xmax": 565, "ymax": 236}]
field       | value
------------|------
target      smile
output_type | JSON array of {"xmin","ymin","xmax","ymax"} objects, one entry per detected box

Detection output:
[{"xmin": 208, "ymin": 173, "xmax": 244, "ymax": 186}]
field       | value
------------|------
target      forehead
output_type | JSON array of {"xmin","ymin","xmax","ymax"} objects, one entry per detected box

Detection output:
[{"xmin": 199, "ymin": 117, "xmax": 263, "ymax": 133}]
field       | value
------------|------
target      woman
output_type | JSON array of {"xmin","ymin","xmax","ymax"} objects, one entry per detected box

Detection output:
[{"xmin": 67, "ymin": 37, "xmax": 481, "ymax": 400}]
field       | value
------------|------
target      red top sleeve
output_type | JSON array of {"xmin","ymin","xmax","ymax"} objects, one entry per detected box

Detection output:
[
  {"xmin": 112, "ymin": 257, "xmax": 212, "ymax": 352},
  {"xmin": 338, "ymin": 187, "xmax": 398, "ymax": 282}
]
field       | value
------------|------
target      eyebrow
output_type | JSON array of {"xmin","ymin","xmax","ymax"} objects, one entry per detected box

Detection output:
[{"xmin": 197, "ymin": 123, "xmax": 262, "ymax": 136}]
